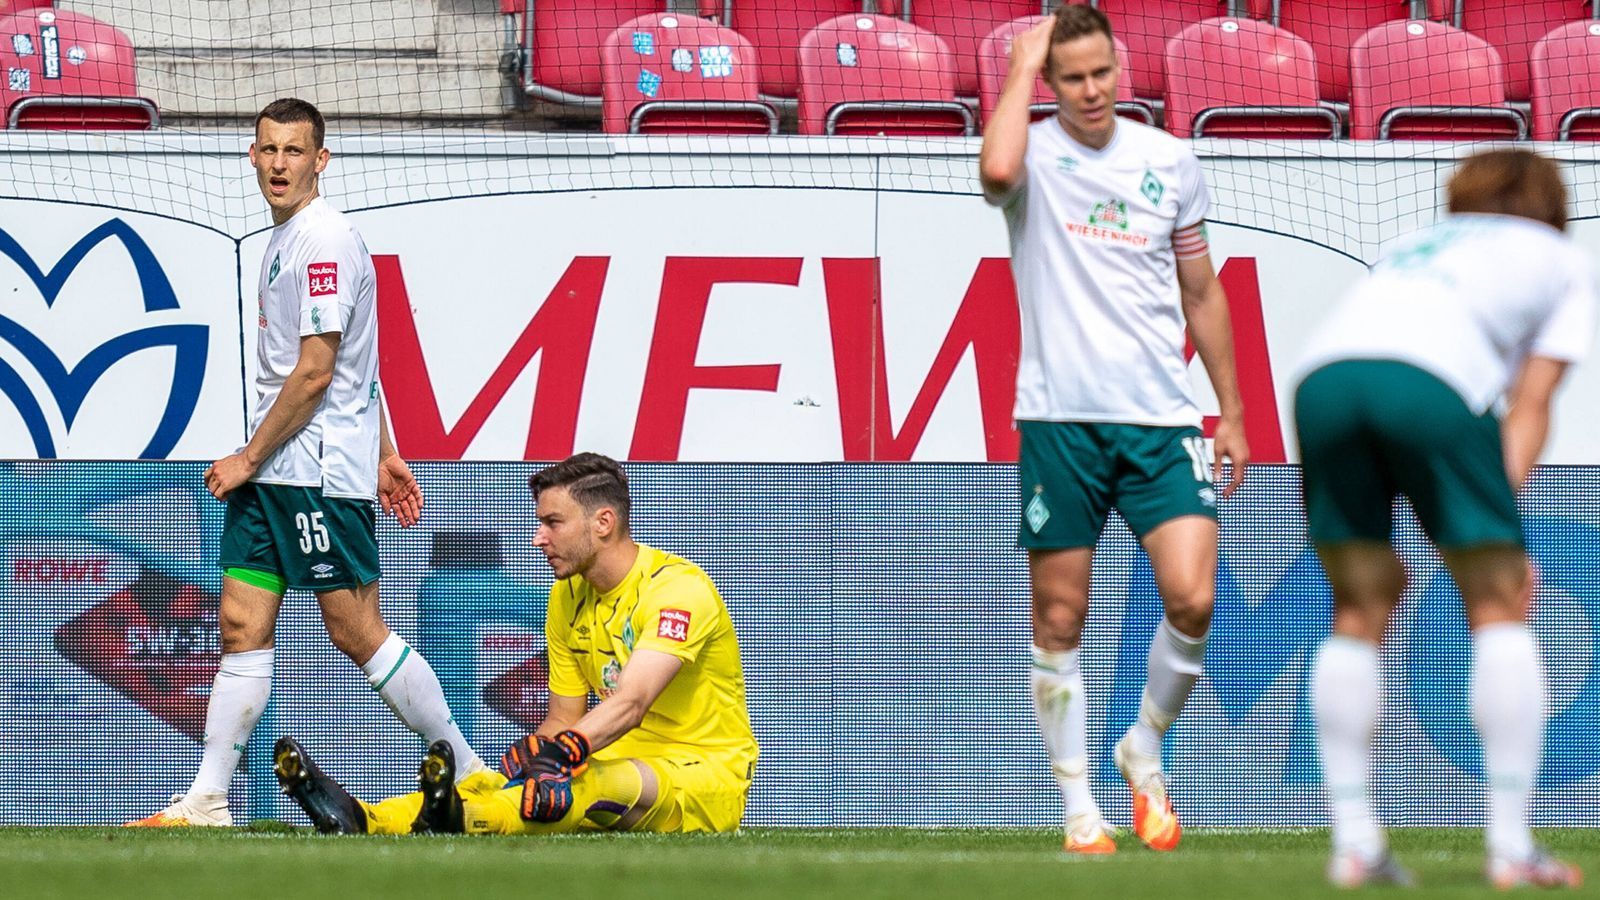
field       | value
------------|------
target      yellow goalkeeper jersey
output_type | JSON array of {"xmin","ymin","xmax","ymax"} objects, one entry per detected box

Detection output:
[{"xmin": 545, "ymin": 544, "xmax": 757, "ymax": 776}]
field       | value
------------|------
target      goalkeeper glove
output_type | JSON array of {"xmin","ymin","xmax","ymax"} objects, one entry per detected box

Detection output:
[
  {"xmin": 500, "ymin": 730, "xmax": 590, "ymax": 823},
  {"xmin": 499, "ymin": 730, "xmax": 590, "ymax": 783}
]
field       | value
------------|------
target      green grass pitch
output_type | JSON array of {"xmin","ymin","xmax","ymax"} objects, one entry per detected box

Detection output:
[{"xmin": 2, "ymin": 826, "xmax": 1593, "ymax": 898}]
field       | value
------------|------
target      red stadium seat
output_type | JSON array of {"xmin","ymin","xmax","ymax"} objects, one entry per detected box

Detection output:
[
  {"xmin": 1164, "ymin": 17, "xmax": 1335, "ymax": 137},
  {"xmin": 797, "ymin": 13, "xmax": 973, "ymax": 136},
  {"xmin": 599, "ymin": 13, "xmax": 776, "ymax": 133},
  {"xmin": 520, "ymin": 1, "xmax": 674, "ymax": 105},
  {"xmin": 724, "ymin": 1, "xmax": 899, "ymax": 101},
  {"xmin": 1276, "ymin": 0, "xmax": 1450, "ymax": 103},
  {"xmin": 1530, "ymin": 20, "xmax": 1600, "ymax": 140},
  {"xmin": 1095, "ymin": 0, "xmax": 1269, "ymax": 100},
  {"xmin": 976, "ymin": 16, "xmax": 1153, "ymax": 126},
  {"xmin": 0, "ymin": 8, "xmax": 156, "ymax": 129},
  {"xmin": 1460, "ymin": 1, "xmax": 1589, "ymax": 103},
  {"xmin": 904, "ymin": 1, "xmax": 1049, "ymax": 97},
  {"xmin": 1349, "ymin": 20, "xmax": 1523, "ymax": 140}
]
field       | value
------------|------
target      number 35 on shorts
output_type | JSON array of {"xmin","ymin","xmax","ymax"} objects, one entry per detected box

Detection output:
[{"xmin": 295, "ymin": 511, "xmax": 332, "ymax": 554}]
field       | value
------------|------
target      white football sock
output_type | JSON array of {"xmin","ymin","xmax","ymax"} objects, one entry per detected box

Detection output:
[
  {"xmin": 1031, "ymin": 645, "xmax": 1100, "ymax": 821},
  {"xmin": 188, "ymin": 648, "xmax": 274, "ymax": 800},
  {"xmin": 1127, "ymin": 618, "xmax": 1207, "ymax": 760},
  {"xmin": 1472, "ymin": 623, "xmax": 1545, "ymax": 863},
  {"xmin": 361, "ymin": 632, "xmax": 485, "ymax": 779},
  {"xmin": 1312, "ymin": 635, "xmax": 1384, "ymax": 860}
]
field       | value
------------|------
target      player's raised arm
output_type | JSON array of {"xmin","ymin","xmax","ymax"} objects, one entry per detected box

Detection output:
[
  {"xmin": 979, "ymin": 17, "xmax": 1051, "ymax": 204},
  {"xmin": 1177, "ymin": 247, "xmax": 1249, "ymax": 496}
]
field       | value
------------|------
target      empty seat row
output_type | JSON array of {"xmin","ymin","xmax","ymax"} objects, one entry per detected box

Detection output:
[
  {"xmin": 0, "ymin": 2, "xmax": 156, "ymax": 129},
  {"xmin": 507, "ymin": 2, "xmax": 1485, "ymax": 107},
  {"xmin": 514, "ymin": 1, "xmax": 1270, "ymax": 106},
  {"xmin": 1174, "ymin": 15, "xmax": 1600, "ymax": 141},
  {"xmin": 569, "ymin": 9, "xmax": 1600, "ymax": 141},
  {"xmin": 600, "ymin": 13, "xmax": 975, "ymax": 135},
  {"xmin": 597, "ymin": 12, "xmax": 1162, "ymax": 136},
  {"xmin": 515, "ymin": 2, "xmax": 1600, "ymax": 109}
]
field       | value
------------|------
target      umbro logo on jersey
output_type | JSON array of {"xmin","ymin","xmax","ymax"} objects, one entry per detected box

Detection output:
[
  {"xmin": 311, "ymin": 563, "xmax": 335, "ymax": 578},
  {"xmin": 1057, "ymin": 156, "xmax": 1079, "ymax": 173}
]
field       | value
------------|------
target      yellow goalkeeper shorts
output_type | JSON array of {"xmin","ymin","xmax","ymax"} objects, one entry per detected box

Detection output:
[{"xmin": 634, "ymin": 753, "xmax": 753, "ymax": 834}]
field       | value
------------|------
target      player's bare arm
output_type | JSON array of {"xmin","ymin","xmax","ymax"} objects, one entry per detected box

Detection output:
[
  {"xmin": 205, "ymin": 332, "xmax": 341, "ymax": 500},
  {"xmin": 534, "ymin": 692, "xmax": 588, "ymax": 738},
  {"xmin": 1177, "ymin": 249, "xmax": 1249, "ymax": 496},
  {"xmin": 979, "ymin": 17, "xmax": 1051, "ymax": 201},
  {"xmin": 376, "ymin": 400, "xmax": 423, "ymax": 527},
  {"xmin": 1501, "ymin": 355, "xmax": 1569, "ymax": 492},
  {"xmin": 564, "ymin": 649, "xmax": 683, "ymax": 751},
  {"xmin": 501, "ymin": 648, "xmax": 684, "ymax": 823}
]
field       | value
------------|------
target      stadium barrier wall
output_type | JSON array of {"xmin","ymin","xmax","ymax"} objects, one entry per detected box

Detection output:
[
  {"xmin": 5, "ymin": 136, "xmax": 1600, "ymax": 463},
  {"xmin": 1, "ymin": 461, "xmax": 1598, "ymax": 827},
  {"xmin": 2, "ymin": 139, "xmax": 1598, "ymax": 827}
]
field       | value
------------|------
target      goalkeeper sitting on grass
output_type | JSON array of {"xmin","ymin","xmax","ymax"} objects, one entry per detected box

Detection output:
[{"xmin": 274, "ymin": 453, "xmax": 759, "ymax": 835}]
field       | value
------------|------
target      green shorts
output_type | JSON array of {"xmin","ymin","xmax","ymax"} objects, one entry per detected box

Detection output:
[
  {"xmin": 218, "ymin": 482, "xmax": 381, "ymax": 592},
  {"xmin": 1294, "ymin": 359, "xmax": 1522, "ymax": 549},
  {"xmin": 1017, "ymin": 420, "xmax": 1217, "ymax": 549}
]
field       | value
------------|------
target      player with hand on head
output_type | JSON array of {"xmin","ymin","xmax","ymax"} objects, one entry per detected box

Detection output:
[
  {"xmin": 127, "ymin": 97, "xmax": 486, "ymax": 827},
  {"xmin": 272, "ymin": 452, "xmax": 759, "ymax": 837},
  {"xmin": 980, "ymin": 4, "xmax": 1249, "ymax": 855},
  {"xmin": 1295, "ymin": 149, "xmax": 1591, "ymax": 890}
]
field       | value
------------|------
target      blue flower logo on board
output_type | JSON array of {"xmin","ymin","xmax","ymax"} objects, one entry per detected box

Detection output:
[{"xmin": 0, "ymin": 220, "xmax": 207, "ymax": 458}]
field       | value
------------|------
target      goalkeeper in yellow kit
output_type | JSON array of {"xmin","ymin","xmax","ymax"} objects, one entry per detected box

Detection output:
[{"xmin": 272, "ymin": 452, "xmax": 759, "ymax": 835}]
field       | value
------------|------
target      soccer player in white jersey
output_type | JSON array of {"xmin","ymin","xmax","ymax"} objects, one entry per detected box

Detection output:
[
  {"xmin": 1294, "ymin": 149, "xmax": 1591, "ymax": 890},
  {"xmin": 979, "ymin": 6, "xmax": 1249, "ymax": 854},
  {"xmin": 128, "ymin": 98, "xmax": 487, "ymax": 827}
]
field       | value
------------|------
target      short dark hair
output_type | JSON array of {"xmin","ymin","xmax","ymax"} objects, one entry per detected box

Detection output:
[
  {"xmin": 1447, "ymin": 149, "xmax": 1568, "ymax": 232},
  {"xmin": 529, "ymin": 452, "xmax": 631, "ymax": 530},
  {"xmin": 1046, "ymin": 3, "xmax": 1116, "ymax": 76},
  {"xmin": 255, "ymin": 98, "xmax": 325, "ymax": 150}
]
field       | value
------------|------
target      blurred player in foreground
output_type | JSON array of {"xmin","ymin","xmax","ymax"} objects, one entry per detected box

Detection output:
[
  {"xmin": 130, "ymin": 98, "xmax": 484, "ymax": 827},
  {"xmin": 273, "ymin": 453, "xmax": 758, "ymax": 836},
  {"xmin": 1295, "ymin": 149, "xmax": 1591, "ymax": 890},
  {"xmin": 980, "ymin": 5, "xmax": 1248, "ymax": 854}
]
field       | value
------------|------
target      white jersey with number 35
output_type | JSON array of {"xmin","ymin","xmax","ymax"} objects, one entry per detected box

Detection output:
[
  {"xmin": 250, "ymin": 196, "xmax": 379, "ymax": 500},
  {"xmin": 992, "ymin": 118, "xmax": 1212, "ymax": 427}
]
